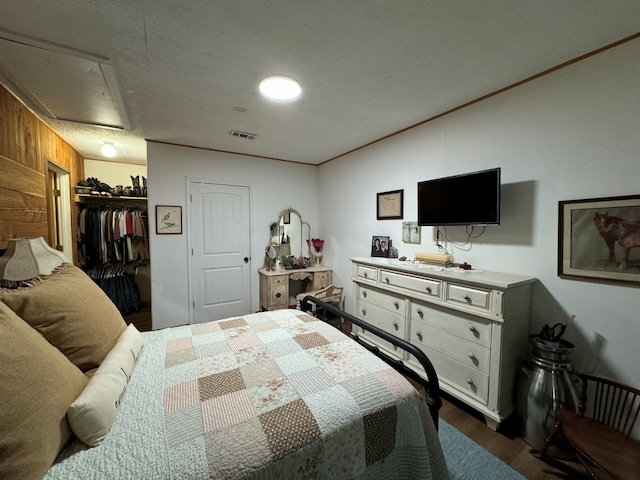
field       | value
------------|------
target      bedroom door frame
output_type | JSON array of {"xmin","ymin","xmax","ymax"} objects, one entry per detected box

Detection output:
[
  {"xmin": 45, "ymin": 162, "xmax": 73, "ymax": 259},
  {"xmin": 186, "ymin": 178, "xmax": 253, "ymax": 324}
]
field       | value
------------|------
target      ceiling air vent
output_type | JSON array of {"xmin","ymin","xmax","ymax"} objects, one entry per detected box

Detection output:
[{"xmin": 229, "ymin": 130, "xmax": 257, "ymax": 140}]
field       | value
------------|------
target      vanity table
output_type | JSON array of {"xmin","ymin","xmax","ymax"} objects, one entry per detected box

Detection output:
[
  {"xmin": 259, "ymin": 266, "xmax": 331, "ymax": 310},
  {"xmin": 259, "ymin": 208, "xmax": 332, "ymax": 310}
]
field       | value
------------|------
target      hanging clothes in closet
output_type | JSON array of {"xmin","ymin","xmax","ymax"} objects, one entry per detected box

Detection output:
[
  {"xmin": 78, "ymin": 206, "xmax": 149, "ymax": 269},
  {"xmin": 77, "ymin": 204, "xmax": 149, "ymax": 315},
  {"xmin": 85, "ymin": 265, "xmax": 141, "ymax": 316}
]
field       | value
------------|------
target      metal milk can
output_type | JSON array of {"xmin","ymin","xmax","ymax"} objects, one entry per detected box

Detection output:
[{"xmin": 519, "ymin": 337, "xmax": 579, "ymax": 454}]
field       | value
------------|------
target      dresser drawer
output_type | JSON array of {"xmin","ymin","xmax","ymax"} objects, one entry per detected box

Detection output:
[
  {"xmin": 446, "ymin": 283, "xmax": 491, "ymax": 311},
  {"xmin": 312, "ymin": 270, "xmax": 331, "ymax": 289},
  {"xmin": 410, "ymin": 347, "xmax": 489, "ymax": 404},
  {"xmin": 356, "ymin": 264, "xmax": 377, "ymax": 282},
  {"xmin": 410, "ymin": 301, "xmax": 491, "ymax": 347},
  {"xmin": 379, "ymin": 270, "xmax": 441, "ymax": 299},
  {"xmin": 358, "ymin": 287, "xmax": 404, "ymax": 315},
  {"xmin": 410, "ymin": 322, "xmax": 490, "ymax": 374},
  {"xmin": 356, "ymin": 300, "xmax": 405, "ymax": 358},
  {"xmin": 267, "ymin": 275, "xmax": 288, "ymax": 309}
]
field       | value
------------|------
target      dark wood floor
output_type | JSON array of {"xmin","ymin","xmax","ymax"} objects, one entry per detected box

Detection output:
[{"xmin": 124, "ymin": 301, "xmax": 152, "ymax": 331}]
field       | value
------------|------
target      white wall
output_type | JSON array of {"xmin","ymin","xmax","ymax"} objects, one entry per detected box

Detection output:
[
  {"xmin": 147, "ymin": 143, "xmax": 319, "ymax": 329},
  {"xmin": 318, "ymin": 38, "xmax": 640, "ymax": 385},
  {"xmin": 84, "ymin": 159, "xmax": 147, "ymax": 189}
]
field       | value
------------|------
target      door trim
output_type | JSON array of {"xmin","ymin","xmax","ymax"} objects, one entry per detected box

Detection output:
[
  {"xmin": 186, "ymin": 177, "xmax": 253, "ymax": 324},
  {"xmin": 46, "ymin": 162, "xmax": 73, "ymax": 259}
]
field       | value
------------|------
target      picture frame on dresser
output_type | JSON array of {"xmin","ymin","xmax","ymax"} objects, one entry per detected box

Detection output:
[
  {"xmin": 371, "ymin": 236, "xmax": 390, "ymax": 257},
  {"xmin": 377, "ymin": 189, "xmax": 403, "ymax": 220},
  {"xmin": 558, "ymin": 194, "xmax": 640, "ymax": 286}
]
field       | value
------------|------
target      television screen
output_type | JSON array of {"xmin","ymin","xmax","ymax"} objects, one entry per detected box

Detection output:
[{"xmin": 417, "ymin": 168, "xmax": 501, "ymax": 226}]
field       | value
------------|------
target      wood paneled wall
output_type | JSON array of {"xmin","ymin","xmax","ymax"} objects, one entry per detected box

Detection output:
[{"xmin": 0, "ymin": 84, "xmax": 84, "ymax": 262}]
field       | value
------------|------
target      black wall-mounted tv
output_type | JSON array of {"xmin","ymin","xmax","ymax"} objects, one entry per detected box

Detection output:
[{"xmin": 417, "ymin": 167, "xmax": 501, "ymax": 226}]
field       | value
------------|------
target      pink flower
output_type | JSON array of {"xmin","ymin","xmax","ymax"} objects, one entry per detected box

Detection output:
[{"xmin": 308, "ymin": 238, "xmax": 324, "ymax": 252}]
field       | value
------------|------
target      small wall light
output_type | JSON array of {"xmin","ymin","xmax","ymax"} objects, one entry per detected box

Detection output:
[
  {"xmin": 100, "ymin": 143, "xmax": 117, "ymax": 158},
  {"xmin": 258, "ymin": 75, "xmax": 302, "ymax": 101}
]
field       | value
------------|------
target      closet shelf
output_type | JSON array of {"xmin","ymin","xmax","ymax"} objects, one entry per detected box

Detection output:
[{"xmin": 75, "ymin": 194, "xmax": 147, "ymax": 203}]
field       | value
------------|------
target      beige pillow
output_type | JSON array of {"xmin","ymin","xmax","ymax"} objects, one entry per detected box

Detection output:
[
  {"xmin": 68, "ymin": 324, "xmax": 145, "ymax": 447},
  {"xmin": 0, "ymin": 263, "xmax": 127, "ymax": 371},
  {"xmin": 0, "ymin": 301, "xmax": 88, "ymax": 480}
]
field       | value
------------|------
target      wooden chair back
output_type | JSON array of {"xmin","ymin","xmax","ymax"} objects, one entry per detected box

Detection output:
[{"xmin": 578, "ymin": 372, "xmax": 640, "ymax": 437}]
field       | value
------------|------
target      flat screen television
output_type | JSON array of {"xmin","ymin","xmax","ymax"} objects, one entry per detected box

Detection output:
[{"xmin": 417, "ymin": 167, "xmax": 501, "ymax": 226}]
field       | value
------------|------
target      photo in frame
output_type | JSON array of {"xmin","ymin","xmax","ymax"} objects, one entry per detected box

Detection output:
[
  {"xmin": 402, "ymin": 221, "xmax": 421, "ymax": 244},
  {"xmin": 377, "ymin": 189, "xmax": 403, "ymax": 220},
  {"xmin": 371, "ymin": 235, "xmax": 390, "ymax": 257},
  {"xmin": 156, "ymin": 205, "xmax": 183, "ymax": 235},
  {"xmin": 558, "ymin": 194, "xmax": 640, "ymax": 286}
]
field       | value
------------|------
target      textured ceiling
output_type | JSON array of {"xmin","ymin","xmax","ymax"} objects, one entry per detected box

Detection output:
[{"xmin": 0, "ymin": 1, "xmax": 639, "ymax": 165}]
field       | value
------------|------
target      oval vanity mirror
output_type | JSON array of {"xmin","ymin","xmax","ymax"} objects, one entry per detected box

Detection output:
[{"xmin": 268, "ymin": 208, "xmax": 310, "ymax": 267}]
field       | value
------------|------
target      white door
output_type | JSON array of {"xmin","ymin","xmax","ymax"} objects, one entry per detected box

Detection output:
[{"xmin": 189, "ymin": 181, "xmax": 252, "ymax": 323}]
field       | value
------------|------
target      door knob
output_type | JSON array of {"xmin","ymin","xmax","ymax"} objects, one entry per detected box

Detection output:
[{"xmin": 244, "ymin": 257, "xmax": 249, "ymax": 263}]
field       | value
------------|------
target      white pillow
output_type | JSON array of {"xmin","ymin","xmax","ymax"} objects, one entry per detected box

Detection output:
[{"xmin": 67, "ymin": 324, "xmax": 144, "ymax": 447}]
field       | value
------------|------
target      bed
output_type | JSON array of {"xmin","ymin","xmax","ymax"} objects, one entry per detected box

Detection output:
[{"xmin": 0, "ymin": 264, "xmax": 448, "ymax": 480}]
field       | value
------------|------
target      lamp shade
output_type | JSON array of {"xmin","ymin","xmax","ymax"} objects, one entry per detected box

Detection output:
[{"xmin": 0, "ymin": 237, "xmax": 70, "ymax": 286}]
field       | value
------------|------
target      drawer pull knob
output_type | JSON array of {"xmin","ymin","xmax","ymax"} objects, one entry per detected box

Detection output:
[
  {"xmin": 463, "ymin": 294, "xmax": 471, "ymax": 303},
  {"xmin": 393, "ymin": 321, "xmax": 399, "ymax": 331},
  {"xmin": 363, "ymin": 291, "xmax": 367, "ymax": 298},
  {"xmin": 468, "ymin": 324, "xmax": 478, "ymax": 333},
  {"xmin": 275, "ymin": 293, "xmax": 281, "ymax": 298},
  {"xmin": 426, "ymin": 286, "xmax": 432, "ymax": 294},
  {"xmin": 361, "ymin": 309, "xmax": 366, "ymax": 316},
  {"xmin": 363, "ymin": 272, "xmax": 368, "ymax": 278},
  {"xmin": 417, "ymin": 309, "xmax": 424, "ymax": 319},
  {"xmin": 417, "ymin": 331, "xmax": 423, "ymax": 341},
  {"xmin": 394, "ymin": 345, "xmax": 398, "ymax": 351},
  {"xmin": 468, "ymin": 352, "xmax": 476, "ymax": 360},
  {"xmin": 393, "ymin": 301, "xmax": 399, "ymax": 309},
  {"xmin": 384, "ymin": 277, "xmax": 390, "ymax": 283},
  {"xmin": 466, "ymin": 378, "xmax": 474, "ymax": 385}
]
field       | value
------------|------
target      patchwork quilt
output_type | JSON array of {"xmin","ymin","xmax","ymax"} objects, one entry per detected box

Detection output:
[{"xmin": 46, "ymin": 309, "xmax": 448, "ymax": 480}]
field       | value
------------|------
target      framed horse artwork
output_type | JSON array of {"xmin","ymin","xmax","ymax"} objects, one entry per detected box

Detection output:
[{"xmin": 558, "ymin": 194, "xmax": 640, "ymax": 286}]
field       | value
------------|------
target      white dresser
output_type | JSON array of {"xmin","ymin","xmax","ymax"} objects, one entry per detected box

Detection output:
[{"xmin": 351, "ymin": 257, "xmax": 536, "ymax": 429}]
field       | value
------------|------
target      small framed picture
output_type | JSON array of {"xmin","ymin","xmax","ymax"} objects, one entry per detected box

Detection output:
[
  {"xmin": 156, "ymin": 205, "xmax": 182, "ymax": 235},
  {"xmin": 558, "ymin": 194, "xmax": 640, "ymax": 286},
  {"xmin": 377, "ymin": 189, "xmax": 403, "ymax": 220},
  {"xmin": 402, "ymin": 221, "xmax": 421, "ymax": 244},
  {"xmin": 371, "ymin": 235, "xmax": 390, "ymax": 258}
]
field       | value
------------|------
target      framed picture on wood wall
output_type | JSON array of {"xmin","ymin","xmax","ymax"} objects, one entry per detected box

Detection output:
[
  {"xmin": 156, "ymin": 205, "xmax": 182, "ymax": 235},
  {"xmin": 558, "ymin": 194, "xmax": 640, "ymax": 286},
  {"xmin": 377, "ymin": 189, "xmax": 403, "ymax": 220}
]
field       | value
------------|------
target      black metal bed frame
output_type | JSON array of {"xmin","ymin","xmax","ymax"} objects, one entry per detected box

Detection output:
[{"xmin": 300, "ymin": 296, "xmax": 442, "ymax": 430}]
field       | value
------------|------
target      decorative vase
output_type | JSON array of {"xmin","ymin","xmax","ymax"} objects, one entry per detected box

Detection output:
[
  {"xmin": 307, "ymin": 238, "xmax": 325, "ymax": 267},
  {"xmin": 311, "ymin": 250, "xmax": 323, "ymax": 266}
]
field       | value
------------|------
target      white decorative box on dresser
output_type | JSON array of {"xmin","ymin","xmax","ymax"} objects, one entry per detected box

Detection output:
[{"xmin": 351, "ymin": 257, "xmax": 536, "ymax": 430}]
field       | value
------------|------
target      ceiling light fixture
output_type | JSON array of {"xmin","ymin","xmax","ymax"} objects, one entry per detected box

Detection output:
[
  {"xmin": 258, "ymin": 75, "xmax": 301, "ymax": 101},
  {"xmin": 100, "ymin": 142, "xmax": 117, "ymax": 158}
]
